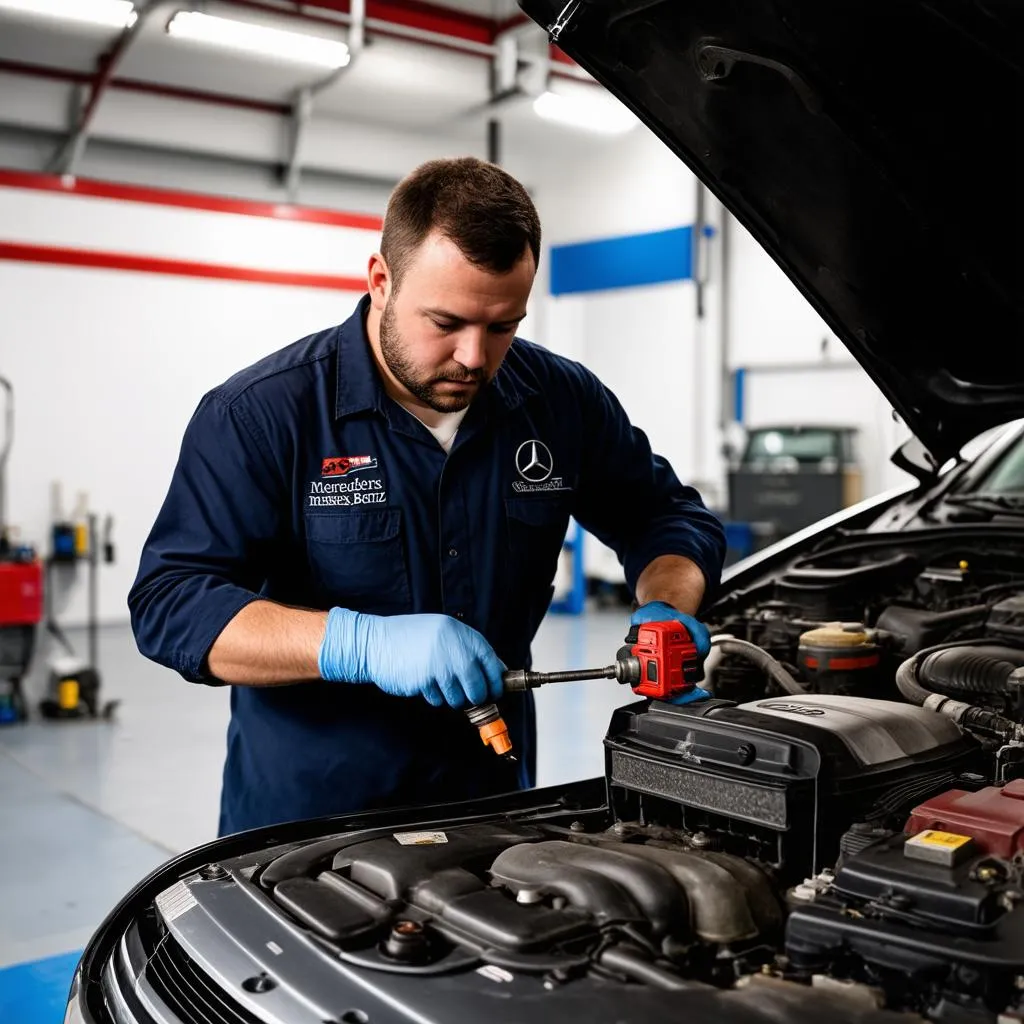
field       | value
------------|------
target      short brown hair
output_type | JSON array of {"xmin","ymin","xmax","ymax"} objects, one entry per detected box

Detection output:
[{"xmin": 380, "ymin": 157, "xmax": 541, "ymax": 289}]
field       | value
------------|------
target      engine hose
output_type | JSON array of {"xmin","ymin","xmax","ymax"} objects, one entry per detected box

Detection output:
[
  {"xmin": 710, "ymin": 636, "xmax": 806, "ymax": 695},
  {"xmin": 895, "ymin": 642, "xmax": 1024, "ymax": 741},
  {"xmin": 919, "ymin": 646, "xmax": 1024, "ymax": 696},
  {"xmin": 596, "ymin": 946, "xmax": 694, "ymax": 991},
  {"xmin": 895, "ymin": 653, "xmax": 937, "ymax": 708}
]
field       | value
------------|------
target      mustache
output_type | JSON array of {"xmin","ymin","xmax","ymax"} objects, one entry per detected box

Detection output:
[{"xmin": 431, "ymin": 366, "xmax": 487, "ymax": 384}]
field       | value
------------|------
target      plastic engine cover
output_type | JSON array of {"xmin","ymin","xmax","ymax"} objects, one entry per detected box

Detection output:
[{"xmin": 738, "ymin": 695, "xmax": 965, "ymax": 766}]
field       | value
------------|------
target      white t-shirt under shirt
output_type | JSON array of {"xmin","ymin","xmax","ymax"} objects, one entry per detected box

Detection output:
[{"xmin": 401, "ymin": 405, "xmax": 468, "ymax": 454}]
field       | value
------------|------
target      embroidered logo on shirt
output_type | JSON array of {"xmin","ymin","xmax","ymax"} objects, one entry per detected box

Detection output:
[
  {"xmin": 311, "ymin": 456, "xmax": 386, "ymax": 507},
  {"xmin": 322, "ymin": 455, "xmax": 378, "ymax": 478},
  {"xmin": 515, "ymin": 440, "xmax": 553, "ymax": 482},
  {"xmin": 512, "ymin": 440, "xmax": 571, "ymax": 494}
]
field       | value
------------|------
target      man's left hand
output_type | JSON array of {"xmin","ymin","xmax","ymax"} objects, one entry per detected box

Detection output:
[
  {"xmin": 630, "ymin": 600, "xmax": 712, "ymax": 704},
  {"xmin": 630, "ymin": 600, "xmax": 711, "ymax": 660}
]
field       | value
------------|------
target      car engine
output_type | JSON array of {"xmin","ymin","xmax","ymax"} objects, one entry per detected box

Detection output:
[
  {"xmin": 705, "ymin": 537, "xmax": 1024, "ymax": 709},
  {"xmin": 133, "ymin": 688, "xmax": 1024, "ymax": 1023},
  {"xmin": 123, "ymin": 537, "xmax": 1024, "ymax": 1023}
]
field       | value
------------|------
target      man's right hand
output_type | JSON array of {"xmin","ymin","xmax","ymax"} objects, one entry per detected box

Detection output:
[{"xmin": 318, "ymin": 608, "xmax": 505, "ymax": 709}]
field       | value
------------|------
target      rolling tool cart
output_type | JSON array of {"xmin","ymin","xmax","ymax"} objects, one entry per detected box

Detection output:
[{"xmin": 0, "ymin": 376, "xmax": 43, "ymax": 724}]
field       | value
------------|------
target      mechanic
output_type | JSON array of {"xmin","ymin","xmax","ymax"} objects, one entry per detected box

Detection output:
[{"xmin": 129, "ymin": 157, "xmax": 726, "ymax": 837}]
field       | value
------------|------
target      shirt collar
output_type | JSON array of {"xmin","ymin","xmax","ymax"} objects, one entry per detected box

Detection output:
[
  {"xmin": 487, "ymin": 342, "xmax": 538, "ymax": 414},
  {"xmin": 334, "ymin": 295, "xmax": 385, "ymax": 419},
  {"xmin": 333, "ymin": 294, "xmax": 538, "ymax": 421}
]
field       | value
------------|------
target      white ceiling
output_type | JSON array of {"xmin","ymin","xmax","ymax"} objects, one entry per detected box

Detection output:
[
  {"xmin": 0, "ymin": 13, "xmax": 119, "ymax": 72},
  {"xmin": 0, "ymin": 0, "xmax": 575, "ymax": 123},
  {"xmin": 0, "ymin": 0, "xmax": 636, "ymax": 194}
]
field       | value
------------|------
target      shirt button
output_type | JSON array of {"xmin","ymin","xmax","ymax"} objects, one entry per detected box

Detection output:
[
  {"xmin": 455, "ymin": 611, "xmax": 465, "ymax": 620},
  {"xmin": 448, "ymin": 547, "xmax": 459, "ymax": 558}
]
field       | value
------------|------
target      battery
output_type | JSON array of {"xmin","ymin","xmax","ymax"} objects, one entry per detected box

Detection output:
[{"xmin": 906, "ymin": 781, "xmax": 1024, "ymax": 859}]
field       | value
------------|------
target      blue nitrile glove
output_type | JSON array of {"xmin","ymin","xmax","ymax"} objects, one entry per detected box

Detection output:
[
  {"xmin": 631, "ymin": 601, "xmax": 712, "ymax": 703},
  {"xmin": 317, "ymin": 608, "xmax": 505, "ymax": 710},
  {"xmin": 630, "ymin": 600, "xmax": 712, "ymax": 661},
  {"xmin": 667, "ymin": 686, "xmax": 712, "ymax": 706}
]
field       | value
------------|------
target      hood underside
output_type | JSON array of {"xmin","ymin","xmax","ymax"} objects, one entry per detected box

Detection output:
[{"xmin": 521, "ymin": 0, "xmax": 1024, "ymax": 467}]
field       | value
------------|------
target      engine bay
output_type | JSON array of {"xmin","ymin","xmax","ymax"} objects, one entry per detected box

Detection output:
[
  {"xmin": 138, "ymin": 535, "xmax": 1024, "ymax": 1023},
  {"xmin": 706, "ymin": 535, "xmax": 1024, "ymax": 709}
]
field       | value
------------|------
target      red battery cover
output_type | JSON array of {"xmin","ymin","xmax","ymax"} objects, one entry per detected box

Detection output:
[
  {"xmin": 905, "ymin": 780, "xmax": 1024, "ymax": 858},
  {"xmin": 630, "ymin": 621, "xmax": 700, "ymax": 700}
]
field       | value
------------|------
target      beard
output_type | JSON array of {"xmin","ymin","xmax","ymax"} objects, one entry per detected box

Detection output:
[{"xmin": 379, "ymin": 298, "xmax": 487, "ymax": 413}]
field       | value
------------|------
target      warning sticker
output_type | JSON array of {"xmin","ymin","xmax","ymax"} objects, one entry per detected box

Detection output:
[
  {"xmin": 904, "ymin": 829, "xmax": 975, "ymax": 866},
  {"xmin": 155, "ymin": 880, "xmax": 198, "ymax": 923},
  {"xmin": 910, "ymin": 830, "xmax": 972, "ymax": 849},
  {"xmin": 394, "ymin": 831, "xmax": 448, "ymax": 846}
]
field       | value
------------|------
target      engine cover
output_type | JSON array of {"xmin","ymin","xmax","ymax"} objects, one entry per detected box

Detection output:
[
  {"xmin": 604, "ymin": 695, "xmax": 980, "ymax": 881},
  {"xmin": 740, "ymin": 695, "xmax": 965, "ymax": 764}
]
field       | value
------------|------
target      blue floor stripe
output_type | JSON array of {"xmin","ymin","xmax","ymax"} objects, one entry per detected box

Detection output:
[{"xmin": 0, "ymin": 950, "xmax": 81, "ymax": 1023}]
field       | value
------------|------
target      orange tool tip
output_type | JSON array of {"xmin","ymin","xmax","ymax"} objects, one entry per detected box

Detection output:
[{"xmin": 478, "ymin": 717, "xmax": 513, "ymax": 756}]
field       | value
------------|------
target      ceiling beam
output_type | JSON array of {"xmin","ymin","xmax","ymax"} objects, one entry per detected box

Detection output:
[
  {"xmin": 282, "ymin": 0, "xmax": 367, "ymax": 200},
  {"xmin": 0, "ymin": 59, "xmax": 290, "ymax": 116},
  {"xmin": 46, "ymin": 0, "xmax": 173, "ymax": 175},
  {"xmin": 182, "ymin": 0, "xmax": 589, "ymax": 73},
  {"xmin": 0, "ymin": 0, "xmax": 595, "ymax": 164}
]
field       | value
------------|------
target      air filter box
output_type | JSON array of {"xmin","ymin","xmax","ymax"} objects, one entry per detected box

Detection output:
[{"xmin": 604, "ymin": 694, "xmax": 980, "ymax": 882}]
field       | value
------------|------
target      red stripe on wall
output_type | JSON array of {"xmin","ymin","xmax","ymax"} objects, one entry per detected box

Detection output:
[
  {"xmin": 549, "ymin": 45, "xmax": 579, "ymax": 66},
  {"xmin": 0, "ymin": 241, "xmax": 366, "ymax": 292},
  {"xmin": 0, "ymin": 169, "xmax": 383, "ymax": 232}
]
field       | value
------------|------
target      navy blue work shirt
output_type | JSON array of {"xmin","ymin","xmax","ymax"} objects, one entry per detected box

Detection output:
[{"xmin": 129, "ymin": 296, "xmax": 725, "ymax": 836}]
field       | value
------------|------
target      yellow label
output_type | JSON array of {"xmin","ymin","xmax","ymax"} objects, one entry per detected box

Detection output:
[{"xmin": 912, "ymin": 830, "xmax": 972, "ymax": 849}]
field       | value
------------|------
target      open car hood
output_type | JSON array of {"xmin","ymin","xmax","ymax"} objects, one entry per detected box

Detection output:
[{"xmin": 521, "ymin": 0, "xmax": 1024, "ymax": 469}]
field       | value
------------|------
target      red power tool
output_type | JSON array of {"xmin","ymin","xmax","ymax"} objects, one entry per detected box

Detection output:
[{"xmin": 468, "ymin": 620, "xmax": 703, "ymax": 758}]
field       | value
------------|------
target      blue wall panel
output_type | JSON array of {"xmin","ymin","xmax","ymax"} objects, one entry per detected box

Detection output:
[{"xmin": 550, "ymin": 225, "xmax": 694, "ymax": 296}]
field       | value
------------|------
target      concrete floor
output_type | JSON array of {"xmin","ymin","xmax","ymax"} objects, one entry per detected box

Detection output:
[{"xmin": 0, "ymin": 607, "xmax": 635, "ymax": 976}]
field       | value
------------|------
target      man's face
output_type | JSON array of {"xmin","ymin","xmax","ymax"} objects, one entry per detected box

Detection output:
[{"xmin": 375, "ymin": 232, "xmax": 535, "ymax": 413}]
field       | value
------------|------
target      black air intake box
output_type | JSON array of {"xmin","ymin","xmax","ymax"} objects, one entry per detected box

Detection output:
[{"xmin": 604, "ymin": 695, "xmax": 979, "ymax": 881}]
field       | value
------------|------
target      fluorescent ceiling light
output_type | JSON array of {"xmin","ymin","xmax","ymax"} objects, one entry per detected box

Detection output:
[
  {"xmin": 167, "ymin": 11, "xmax": 350, "ymax": 69},
  {"xmin": 0, "ymin": 0, "xmax": 136, "ymax": 28},
  {"xmin": 532, "ymin": 90, "xmax": 639, "ymax": 135}
]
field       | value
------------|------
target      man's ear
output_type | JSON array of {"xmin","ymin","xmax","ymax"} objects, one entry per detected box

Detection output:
[{"xmin": 367, "ymin": 253, "xmax": 390, "ymax": 312}]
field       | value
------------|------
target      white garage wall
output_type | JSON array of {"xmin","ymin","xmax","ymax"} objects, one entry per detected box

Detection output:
[
  {"xmin": 527, "ymin": 126, "xmax": 697, "ymax": 247},
  {"xmin": 0, "ymin": 127, "xmax": 399, "ymax": 215},
  {"xmin": 0, "ymin": 186, "xmax": 378, "ymax": 273},
  {"xmin": 726, "ymin": 216, "xmax": 914, "ymax": 496},
  {"xmin": 1, "ymin": 177, "xmax": 376, "ymax": 625},
  {"xmin": 727, "ymin": 215, "xmax": 850, "ymax": 368},
  {"xmin": 741, "ymin": 368, "xmax": 911, "ymax": 498},
  {"xmin": 0, "ymin": 117, "xmax": 920, "ymax": 622},
  {"xmin": 556, "ymin": 282, "xmax": 700, "ymax": 481},
  {"xmin": 520, "ymin": 127, "xmax": 727, "ymax": 582}
]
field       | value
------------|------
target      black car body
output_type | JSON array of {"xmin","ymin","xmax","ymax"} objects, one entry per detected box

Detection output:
[{"xmin": 67, "ymin": 1, "xmax": 1024, "ymax": 1021}]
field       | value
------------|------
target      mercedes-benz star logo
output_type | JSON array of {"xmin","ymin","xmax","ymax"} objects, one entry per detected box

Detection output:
[{"xmin": 515, "ymin": 440, "xmax": 553, "ymax": 483}]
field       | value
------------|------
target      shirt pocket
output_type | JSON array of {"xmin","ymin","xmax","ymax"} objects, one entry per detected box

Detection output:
[
  {"xmin": 504, "ymin": 497, "xmax": 572, "ymax": 627},
  {"xmin": 305, "ymin": 509, "xmax": 411, "ymax": 614}
]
